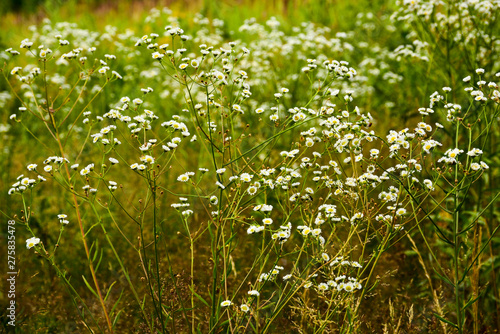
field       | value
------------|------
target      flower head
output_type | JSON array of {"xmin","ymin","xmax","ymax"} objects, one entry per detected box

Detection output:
[
  {"xmin": 220, "ymin": 300, "xmax": 232, "ymax": 307},
  {"xmin": 26, "ymin": 237, "xmax": 40, "ymax": 249}
]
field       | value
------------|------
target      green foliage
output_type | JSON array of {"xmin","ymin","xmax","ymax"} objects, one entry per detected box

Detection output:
[{"xmin": 1, "ymin": 1, "xmax": 499, "ymax": 333}]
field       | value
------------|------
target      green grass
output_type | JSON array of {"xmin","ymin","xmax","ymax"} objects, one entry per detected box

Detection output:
[{"xmin": 1, "ymin": 0, "xmax": 500, "ymax": 333}]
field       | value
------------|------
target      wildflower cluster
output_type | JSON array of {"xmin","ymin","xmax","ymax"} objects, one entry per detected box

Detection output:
[{"xmin": 2, "ymin": 5, "xmax": 499, "ymax": 333}]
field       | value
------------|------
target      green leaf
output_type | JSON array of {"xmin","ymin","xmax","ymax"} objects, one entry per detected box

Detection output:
[
  {"xmin": 462, "ymin": 294, "xmax": 481, "ymax": 311},
  {"xmin": 81, "ymin": 275, "xmax": 99, "ymax": 299},
  {"xmin": 104, "ymin": 281, "xmax": 117, "ymax": 302},
  {"xmin": 112, "ymin": 309, "xmax": 123, "ymax": 328},
  {"xmin": 433, "ymin": 313, "xmax": 458, "ymax": 329},
  {"xmin": 219, "ymin": 319, "xmax": 230, "ymax": 327},
  {"xmin": 260, "ymin": 302, "xmax": 276, "ymax": 310},
  {"xmin": 435, "ymin": 228, "xmax": 454, "ymax": 246},
  {"xmin": 189, "ymin": 286, "xmax": 210, "ymax": 307},
  {"xmin": 110, "ymin": 289, "xmax": 124, "ymax": 315},
  {"xmin": 91, "ymin": 240, "xmax": 99, "ymax": 262},
  {"xmin": 367, "ymin": 280, "xmax": 379, "ymax": 293},
  {"xmin": 432, "ymin": 267, "xmax": 454, "ymax": 287},
  {"xmin": 404, "ymin": 250, "xmax": 418, "ymax": 256},
  {"xmin": 249, "ymin": 321, "xmax": 257, "ymax": 332},
  {"xmin": 84, "ymin": 223, "xmax": 99, "ymax": 238},
  {"xmin": 224, "ymin": 232, "xmax": 237, "ymax": 246},
  {"xmin": 94, "ymin": 248, "xmax": 104, "ymax": 272}
]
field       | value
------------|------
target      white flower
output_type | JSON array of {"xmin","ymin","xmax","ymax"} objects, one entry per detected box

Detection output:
[
  {"xmin": 140, "ymin": 155, "xmax": 155, "ymax": 164},
  {"xmin": 396, "ymin": 208, "xmax": 407, "ymax": 216},
  {"xmin": 370, "ymin": 149, "xmax": 380, "ymax": 158},
  {"xmin": 263, "ymin": 218, "xmax": 273, "ymax": 225},
  {"xmin": 351, "ymin": 261, "xmax": 362, "ymax": 268},
  {"xmin": 98, "ymin": 67, "xmax": 109, "ymax": 74},
  {"xmin": 182, "ymin": 210, "xmax": 193, "ymax": 217},
  {"xmin": 152, "ymin": 52, "xmax": 164, "ymax": 60},
  {"xmin": 351, "ymin": 212, "xmax": 363, "ymax": 223},
  {"xmin": 240, "ymin": 304, "xmax": 250, "ymax": 313},
  {"xmin": 467, "ymin": 148, "xmax": 483, "ymax": 157},
  {"xmin": 470, "ymin": 162, "xmax": 480, "ymax": 171},
  {"xmin": 247, "ymin": 225, "xmax": 257, "ymax": 234},
  {"xmin": 248, "ymin": 290, "xmax": 260, "ymax": 296},
  {"xmin": 240, "ymin": 173, "xmax": 253, "ymax": 182},
  {"xmin": 261, "ymin": 204, "xmax": 273, "ymax": 212},
  {"xmin": 299, "ymin": 226, "xmax": 311, "ymax": 236},
  {"xmin": 423, "ymin": 179, "xmax": 434, "ymax": 190},
  {"xmin": 247, "ymin": 186, "xmax": 257, "ymax": 195},
  {"xmin": 80, "ymin": 167, "xmax": 90, "ymax": 176},
  {"xmin": 220, "ymin": 300, "xmax": 232, "ymax": 307},
  {"xmin": 210, "ymin": 196, "xmax": 218, "ymax": 205},
  {"xmin": 109, "ymin": 157, "xmax": 119, "ymax": 165},
  {"xmin": 11, "ymin": 67, "xmax": 22, "ymax": 75},
  {"xmin": 26, "ymin": 237, "xmax": 40, "ymax": 249},
  {"xmin": 344, "ymin": 282, "xmax": 356, "ymax": 292}
]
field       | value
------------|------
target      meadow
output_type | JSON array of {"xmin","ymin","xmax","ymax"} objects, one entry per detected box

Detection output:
[{"xmin": 0, "ymin": 0, "xmax": 499, "ymax": 333}]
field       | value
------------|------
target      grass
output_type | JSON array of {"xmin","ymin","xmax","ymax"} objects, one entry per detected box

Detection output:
[{"xmin": 1, "ymin": 0, "xmax": 500, "ymax": 333}]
